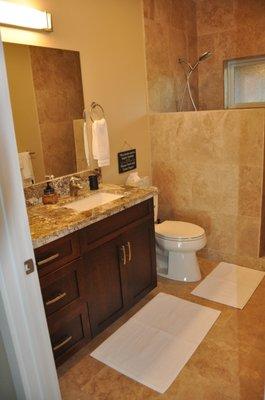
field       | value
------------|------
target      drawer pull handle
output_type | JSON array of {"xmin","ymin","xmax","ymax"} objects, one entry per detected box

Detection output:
[
  {"xmin": 45, "ymin": 292, "xmax": 66, "ymax": 306},
  {"xmin": 119, "ymin": 245, "xmax": 126, "ymax": 266},
  {"xmin": 126, "ymin": 242, "xmax": 132, "ymax": 262},
  {"xmin": 53, "ymin": 335, "xmax": 72, "ymax": 351},
  {"xmin": 37, "ymin": 253, "xmax": 60, "ymax": 266}
]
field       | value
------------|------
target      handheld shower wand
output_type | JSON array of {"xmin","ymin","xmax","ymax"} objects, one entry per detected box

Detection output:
[{"xmin": 178, "ymin": 51, "xmax": 212, "ymax": 111}]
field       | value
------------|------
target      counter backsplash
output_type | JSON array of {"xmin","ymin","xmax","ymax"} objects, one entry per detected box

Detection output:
[{"xmin": 24, "ymin": 169, "xmax": 101, "ymax": 206}]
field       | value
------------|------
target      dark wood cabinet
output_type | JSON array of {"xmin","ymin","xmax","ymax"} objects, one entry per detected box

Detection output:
[
  {"xmin": 35, "ymin": 198, "xmax": 156, "ymax": 365},
  {"xmin": 83, "ymin": 236, "xmax": 126, "ymax": 336},
  {"xmin": 123, "ymin": 219, "xmax": 156, "ymax": 307},
  {"xmin": 48, "ymin": 301, "xmax": 91, "ymax": 365},
  {"xmin": 40, "ymin": 259, "xmax": 83, "ymax": 316},
  {"xmin": 35, "ymin": 233, "xmax": 80, "ymax": 277}
]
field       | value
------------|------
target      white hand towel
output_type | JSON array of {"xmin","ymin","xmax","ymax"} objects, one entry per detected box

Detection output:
[
  {"xmin": 83, "ymin": 121, "xmax": 90, "ymax": 167},
  {"xmin": 92, "ymin": 118, "xmax": 110, "ymax": 167},
  {"xmin": 19, "ymin": 152, "xmax": 35, "ymax": 184}
]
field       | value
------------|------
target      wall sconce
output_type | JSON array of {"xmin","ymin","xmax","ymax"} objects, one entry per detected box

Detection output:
[{"xmin": 0, "ymin": 1, "xmax": 52, "ymax": 31}]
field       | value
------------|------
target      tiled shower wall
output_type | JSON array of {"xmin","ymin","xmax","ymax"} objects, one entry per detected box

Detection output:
[
  {"xmin": 143, "ymin": 0, "xmax": 198, "ymax": 112},
  {"xmin": 197, "ymin": 0, "xmax": 265, "ymax": 110},
  {"xmin": 144, "ymin": 0, "xmax": 265, "ymax": 111},
  {"xmin": 150, "ymin": 108, "xmax": 265, "ymax": 270}
]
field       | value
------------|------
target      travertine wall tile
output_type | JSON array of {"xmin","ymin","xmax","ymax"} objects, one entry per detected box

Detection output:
[
  {"xmin": 151, "ymin": 108, "xmax": 265, "ymax": 269},
  {"xmin": 143, "ymin": 0, "xmax": 198, "ymax": 112},
  {"xmin": 196, "ymin": 0, "xmax": 265, "ymax": 109},
  {"xmin": 238, "ymin": 166, "xmax": 263, "ymax": 218},
  {"xmin": 236, "ymin": 216, "xmax": 261, "ymax": 258},
  {"xmin": 144, "ymin": 0, "xmax": 265, "ymax": 111},
  {"xmin": 206, "ymin": 213, "xmax": 237, "ymax": 255}
]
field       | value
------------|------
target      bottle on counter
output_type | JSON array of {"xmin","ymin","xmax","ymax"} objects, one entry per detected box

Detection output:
[
  {"xmin": 42, "ymin": 181, "xmax": 59, "ymax": 204},
  {"xmin": 88, "ymin": 174, "xmax": 99, "ymax": 190}
]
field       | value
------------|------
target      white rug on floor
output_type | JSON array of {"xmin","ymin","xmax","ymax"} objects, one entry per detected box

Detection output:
[
  {"xmin": 90, "ymin": 292, "xmax": 220, "ymax": 393},
  {"xmin": 191, "ymin": 262, "xmax": 265, "ymax": 309}
]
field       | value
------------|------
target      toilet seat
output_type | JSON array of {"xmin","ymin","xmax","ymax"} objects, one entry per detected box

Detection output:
[{"xmin": 155, "ymin": 220, "xmax": 205, "ymax": 241}]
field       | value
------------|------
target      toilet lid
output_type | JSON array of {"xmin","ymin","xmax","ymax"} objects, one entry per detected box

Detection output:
[{"xmin": 155, "ymin": 220, "xmax": 205, "ymax": 240}]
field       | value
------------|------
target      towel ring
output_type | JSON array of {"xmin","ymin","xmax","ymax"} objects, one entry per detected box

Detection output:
[{"xmin": 83, "ymin": 101, "xmax": 105, "ymax": 123}]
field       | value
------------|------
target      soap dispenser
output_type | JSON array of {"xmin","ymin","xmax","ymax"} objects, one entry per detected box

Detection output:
[{"xmin": 42, "ymin": 182, "xmax": 58, "ymax": 205}]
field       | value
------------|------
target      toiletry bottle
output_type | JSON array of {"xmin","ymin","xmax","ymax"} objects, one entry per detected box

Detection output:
[
  {"xmin": 42, "ymin": 182, "xmax": 59, "ymax": 204},
  {"xmin": 88, "ymin": 175, "xmax": 99, "ymax": 190}
]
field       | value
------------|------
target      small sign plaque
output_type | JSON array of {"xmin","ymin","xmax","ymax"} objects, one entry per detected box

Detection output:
[{"xmin": 118, "ymin": 149, "xmax": 137, "ymax": 174}]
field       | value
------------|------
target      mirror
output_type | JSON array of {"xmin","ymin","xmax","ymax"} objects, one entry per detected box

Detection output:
[{"xmin": 4, "ymin": 43, "xmax": 91, "ymax": 186}]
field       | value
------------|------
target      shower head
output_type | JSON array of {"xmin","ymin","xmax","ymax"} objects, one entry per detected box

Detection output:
[
  {"xmin": 198, "ymin": 51, "xmax": 212, "ymax": 62},
  {"xmin": 178, "ymin": 51, "xmax": 212, "ymax": 72},
  {"xmin": 190, "ymin": 51, "xmax": 212, "ymax": 71},
  {"xmin": 178, "ymin": 51, "xmax": 213, "ymax": 111}
]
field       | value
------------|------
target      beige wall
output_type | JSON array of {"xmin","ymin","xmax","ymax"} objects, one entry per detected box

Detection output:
[
  {"xmin": 150, "ymin": 108, "xmax": 265, "ymax": 270},
  {"xmin": 4, "ymin": 43, "xmax": 46, "ymax": 182},
  {"xmin": 1, "ymin": 0, "xmax": 150, "ymax": 185}
]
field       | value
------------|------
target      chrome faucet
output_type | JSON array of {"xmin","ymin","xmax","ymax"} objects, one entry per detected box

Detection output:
[{"xmin": 69, "ymin": 176, "xmax": 82, "ymax": 197}]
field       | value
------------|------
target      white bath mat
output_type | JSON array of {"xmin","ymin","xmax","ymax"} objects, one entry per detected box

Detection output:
[
  {"xmin": 91, "ymin": 292, "xmax": 220, "ymax": 393},
  {"xmin": 192, "ymin": 262, "xmax": 265, "ymax": 309}
]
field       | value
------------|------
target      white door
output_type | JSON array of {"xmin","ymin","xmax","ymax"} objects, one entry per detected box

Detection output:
[{"xmin": 0, "ymin": 33, "xmax": 61, "ymax": 400}]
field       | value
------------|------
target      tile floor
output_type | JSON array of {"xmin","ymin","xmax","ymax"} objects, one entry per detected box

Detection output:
[{"xmin": 58, "ymin": 259, "xmax": 265, "ymax": 400}]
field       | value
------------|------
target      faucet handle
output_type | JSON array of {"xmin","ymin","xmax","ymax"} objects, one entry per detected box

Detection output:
[
  {"xmin": 70, "ymin": 176, "xmax": 81, "ymax": 183},
  {"xmin": 69, "ymin": 176, "xmax": 83, "ymax": 196}
]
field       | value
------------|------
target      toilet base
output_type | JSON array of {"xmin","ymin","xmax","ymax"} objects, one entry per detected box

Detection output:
[{"xmin": 157, "ymin": 250, "xmax": 202, "ymax": 282}]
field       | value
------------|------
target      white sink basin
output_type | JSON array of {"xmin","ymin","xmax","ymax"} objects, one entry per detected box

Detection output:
[{"xmin": 64, "ymin": 192, "xmax": 124, "ymax": 212}]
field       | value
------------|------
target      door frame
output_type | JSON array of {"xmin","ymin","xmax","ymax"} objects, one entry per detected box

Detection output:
[{"xmin": 0, "ymin": 33, "xmax": 61, "ymax": 400}]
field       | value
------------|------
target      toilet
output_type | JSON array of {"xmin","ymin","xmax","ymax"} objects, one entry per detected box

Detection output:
[{"xmin": 153, "ymin": 195, "xmax": 206, "ymax": 282}]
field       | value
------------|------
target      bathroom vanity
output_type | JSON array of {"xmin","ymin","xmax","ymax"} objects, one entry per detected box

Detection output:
[
  {"xmin": 30, "ymin": 186, "xmax": 157, "ymax": 366},
  {"xmin": 3, "ymin": 41, "xmax": 157, "ymax": 367}
]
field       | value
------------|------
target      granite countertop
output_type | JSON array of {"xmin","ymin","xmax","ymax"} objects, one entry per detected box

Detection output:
[{"xmin": 28, "ymin": 184, "xmax": 157, "ymax": 249}]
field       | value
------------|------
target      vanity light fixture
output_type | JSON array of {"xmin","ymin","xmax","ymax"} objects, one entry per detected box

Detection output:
[{"xmin": 0, "ymin": 1, "xmax": 52, "ymax": 31}]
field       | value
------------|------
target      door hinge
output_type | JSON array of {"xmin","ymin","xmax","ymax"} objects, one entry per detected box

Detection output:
[{"xmin": 24, "ymin": 259, "xmax": 35, "ymax": 275}]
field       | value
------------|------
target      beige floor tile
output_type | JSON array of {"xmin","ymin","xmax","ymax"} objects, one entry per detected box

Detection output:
[{"xmin": 58, "ymin": 258, "xmax": 265, "ymax": 400}]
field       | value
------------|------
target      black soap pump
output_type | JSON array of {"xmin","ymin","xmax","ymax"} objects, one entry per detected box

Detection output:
[
  {"xmin": 42, "ymin": 181, "xmax": 58, "ymax": 204},
  {"xmin": 88, "ymin": 174, "xmax": 99, "ymax": 190}
]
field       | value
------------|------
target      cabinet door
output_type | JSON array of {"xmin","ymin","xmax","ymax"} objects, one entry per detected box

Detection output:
[
  {"xmin": 123, "ymin": 218, "xmax": 157, "ymax": 306},
  {"xmin": 83, "ymin": 236, "xmax": 126, "ymax": 336}
]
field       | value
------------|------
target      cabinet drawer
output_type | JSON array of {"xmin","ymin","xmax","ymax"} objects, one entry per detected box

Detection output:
[
  {"xmin": 48, "ymin": 302, "xmax": 91, "ymax": 365},
  {"xmin": 80, "ymin": 199, "xmax": 153, "ymax": 252},
  {"xmin": 40, "ymin": 259, "xmax": 83, "ymax": 316},
  {"xmin": 35, "ymin": 233, "xmax": 80, "ymax": 276}
]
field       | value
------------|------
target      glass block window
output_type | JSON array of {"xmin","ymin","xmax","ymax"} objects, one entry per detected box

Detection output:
[{"xmin": 224, "ymin": 56, "xmax": 265, "ymax": 108}]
